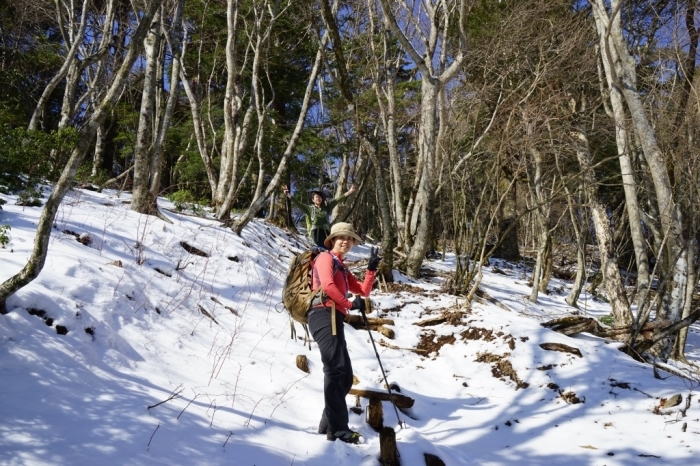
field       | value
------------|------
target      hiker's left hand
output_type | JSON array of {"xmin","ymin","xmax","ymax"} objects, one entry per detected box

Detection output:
[
  {"xmin": 367, "ymin": 247, "xmax": 381, "ymax": 271},
  {"xmin": 350, "ymin": 296, "xmax": 366, "ymax": 312}
]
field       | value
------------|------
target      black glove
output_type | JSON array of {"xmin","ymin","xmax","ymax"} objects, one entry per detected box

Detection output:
[
  {"xmin": 350, "ymin": 296, "xmax": 366, "ymax": 312},
  {"xmin": 367, "ymin": 247, "xmax": 381, "ymax": 272}
]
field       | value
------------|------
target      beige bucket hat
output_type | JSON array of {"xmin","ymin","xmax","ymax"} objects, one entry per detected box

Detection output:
[{"xmin": 324, "ymin": 222, "xmax": 362, "ymax": 249}]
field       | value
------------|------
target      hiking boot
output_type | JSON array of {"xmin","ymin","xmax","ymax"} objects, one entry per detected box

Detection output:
[{"xmin": 327, "ymin": 430, "xmax": 361, "ymax": 444}]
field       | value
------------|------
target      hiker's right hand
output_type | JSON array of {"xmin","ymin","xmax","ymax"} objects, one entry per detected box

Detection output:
[
  {"xmin": 350, "ymin": 296, "xmax": 366, "ymax": 312},
  {"xmin": 367, "ymin": 247, "xmax": 381, "ymax": 271}
]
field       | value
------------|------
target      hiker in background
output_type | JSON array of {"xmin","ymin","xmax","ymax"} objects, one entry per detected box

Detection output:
[
  {"xmin": 282, "ymin": 184, "xmax": 356, "ymax": 248},
  {"xmin": 307, "ymin": 223, "xmax": 380, "ymax": 444}
]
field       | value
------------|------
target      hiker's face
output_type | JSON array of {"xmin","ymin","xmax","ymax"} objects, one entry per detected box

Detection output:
[
  {"xmin": 312, "ymin": 194, "xmax": 323, "ymax": 206},
  {"xmin": 331, "ymin": 235, "xmax": 354, "ymax": 255}
]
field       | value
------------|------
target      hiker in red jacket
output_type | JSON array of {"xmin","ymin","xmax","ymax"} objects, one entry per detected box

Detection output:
[{"xmin": 307, "ymin": 222, "xmax": 380, "ymax": 444}]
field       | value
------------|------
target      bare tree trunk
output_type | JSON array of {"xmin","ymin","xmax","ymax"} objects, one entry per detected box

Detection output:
[
  {"xmin": 367, "ymin": 12, "xmax": 405, "ymax": 247},
  {"xmin": 406, "ymin": 79, "xmax": 438, "ymax": 277},
  {"xmin": 179, "ymin": 68, "xmax": 218, "ymax": 198},
  {"xmin": 215, "ymin": 0, "xmax": 240, "ymax": 208},
  {"xmin": 672, "ymin": 237, "xmax": 698, "ymax": 360},
  {"xmin": 92, "ymin": 124, "xmax": 108, "ymax": 177},
  {"xmin": 591, "ymin": 0, "xmax": 687, "ymax": 358},
  {"xmin": 363, "ymin": 138, "xmax": 395, "ymax": 281},
  {"xmin": 28, "ymin": 0, "xmax": 90, "ymax": 130},
  {"xmin": 527, "ymin": 143, "xmax": 551, "ymax": 302},
  {"xmin": 230, "ymin": 33, "xmax": 328, "ymax": 234},
  {"xmin": 572, "ymin": 125, "xmax": 632, "ymax": 326},
  {"xmin": 58, "ymin": 60, "xmax": 81, "ymax": 129},
  {"xmin": 377, "ymin": 0, "xmax": 471, "ymax": 278},
  {"xmin": 131, "ymin": 8, "xmax": 162, "ymax": 214},
  {"xmin": 0, "ymin": 0, "xmax": 165, "ymax": 314},
  {"xmin": 150, "ymin": 0, "xmax": 186, "ymax": 197},
  {"xmin": 594, "ymin": 36, "xmax": 650, "ymax": 301},
  {"xmin": 559, "ymin": 167, "xmax": 587, "ymax": 308}
]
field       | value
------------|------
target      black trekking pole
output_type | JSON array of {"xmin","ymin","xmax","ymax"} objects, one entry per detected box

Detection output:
[{"xmin": 360, "ymin": 297, "xmax": 405, "ymax": 429}]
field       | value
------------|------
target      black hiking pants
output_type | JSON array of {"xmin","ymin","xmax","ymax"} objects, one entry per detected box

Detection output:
[
  {"xmin": 311, "ymin": 227, "xmax": 329, "ymax": 249},
  {"xmin": 307, "ymin": 306, "xmax": 353, "ymax": 434}
]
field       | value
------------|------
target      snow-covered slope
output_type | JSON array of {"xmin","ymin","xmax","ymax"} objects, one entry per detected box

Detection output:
[{"xmin": 1, "ymin": 188, "xmax": 699, "ymax": 465}]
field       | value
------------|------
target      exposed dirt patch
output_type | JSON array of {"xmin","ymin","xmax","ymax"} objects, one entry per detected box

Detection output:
[
  {"xmin": 27, "ymin": 308, "xmax": 48, "ymax": 319},
  {"xmin": 416, "ymin": 331, "xmax": 456, "ymax": 356},
  {"xmin": 461, "ymin": 327, "xmax": 496, "ymax": 342},
  {"xmin": 547, "ymin": 382, "xmax": 560, "ymax": 390},
  {"xmin": 415, "ymin": 311, "xmax": 465, "ymax": 327},
  {"xmin": 537, "ymin": 364, "xmax": 557, "ymax": 371},
  {"xmin": 475, "ymin": 352, "xmax": 528, "ymax": 390},
  {"xmin": 445, "ymin": 311, "xmax": 466, "ymax": 325},
  {"xmin": 63, "ymin": 229, "xmax": 92, "ymax": 246},
  {"xmin": 380, "ymin": 305, "xmax": 403, "ymax": 315},
  {"xmin": 492, "ymin": 359, "xmax": 529, "ymax": 390},
  {"xmin": 475, "ymin": 352, "xmax": 509, "ymax": 363},
  {"xmin": 383, "ymin": 282, "xmax": 426, "ymax": 294},
  {"xmin": 27, "ymin": 308, "xmax": 54, "ymax": 326},
  {"xmin": 559, "ymin": 390, "xmax": 583, "ymax": 404}
]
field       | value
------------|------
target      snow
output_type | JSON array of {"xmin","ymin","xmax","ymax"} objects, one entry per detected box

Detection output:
[{"xmin": 1, "ymin": 187, "xmax": 699, "ymax": 465}]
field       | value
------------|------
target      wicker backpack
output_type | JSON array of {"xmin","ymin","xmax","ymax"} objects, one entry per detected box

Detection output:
[{"xmin": 282, "ymin": 248, "xmax": 340, "ymax": 347}]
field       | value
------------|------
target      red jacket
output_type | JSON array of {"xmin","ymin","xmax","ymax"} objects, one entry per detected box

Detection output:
[{"xmin": 312, "ymin": 251, "xmax": 375, "ymax": 315}]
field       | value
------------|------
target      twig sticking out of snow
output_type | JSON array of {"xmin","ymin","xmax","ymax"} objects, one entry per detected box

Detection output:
[{"xmin": 147, "ymin": 384, "xmax": 184, "ymax": 410}]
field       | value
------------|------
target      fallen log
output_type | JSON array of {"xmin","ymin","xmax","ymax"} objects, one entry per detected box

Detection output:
[
  {"xmin": 377, "ymin": 326, "xmax": 395, "ymax": 339},
  {"xmin": 345, "ymin": 315, "xmax": 395, "ymax": 327},
  {"xmin": 541, "ymin": 316, "xmax": 666, "ymax": 341},
  {"xmin": 474, "ymin": 288, "xmax": 512, "ymax": 312},
  {"xmin": 540, "ymin": 342, "xmax": 582, "ymax": 357},
  {"xmin": 348, "ymin": 388, "xmax": 415, "ymax": 409},
  {"xmin": 540, "ymin": 316, "xmax": 604, "ymax": 336},
  {"xmin": 415, "ymin": 315, "xmax": 448, "ymax": 327},
  {"xmin": 379, "ymin": 340, "xmax": 429, "ymax": 354}
]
